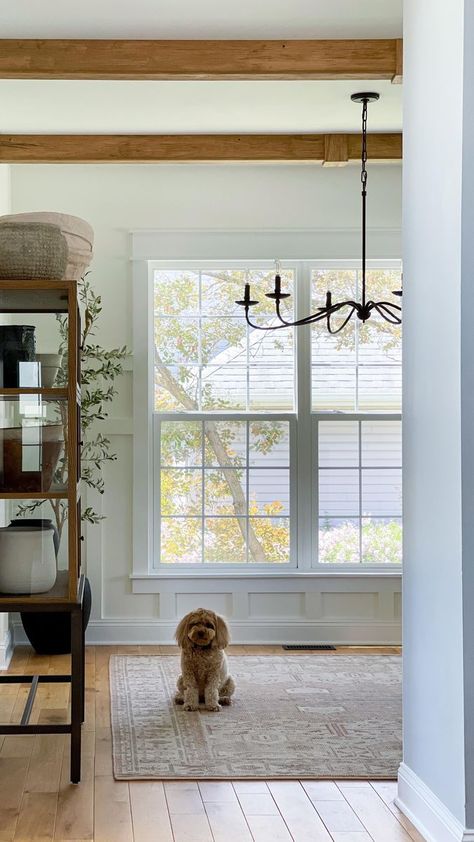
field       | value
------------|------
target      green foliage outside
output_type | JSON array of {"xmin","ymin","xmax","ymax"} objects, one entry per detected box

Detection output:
[{"xmin": 319, "ymin": 519, "xmax": 403, "ymax": 565}]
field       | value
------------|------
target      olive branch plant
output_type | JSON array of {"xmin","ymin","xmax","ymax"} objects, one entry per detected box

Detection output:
[{"xmin": 17, "ymin": 275, "xmax": 129, "ymax": 545}]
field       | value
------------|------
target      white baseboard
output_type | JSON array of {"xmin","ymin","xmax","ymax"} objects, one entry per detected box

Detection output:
[
  {"xmin": 397, "ymin": 763, "xmax": 474, "ymax": 842},
  {"xmin": 13, "ymin": 617, "xmax": 401, "ymax": 646},
  {"xmin": 0, "ymin": 625, "xmax": 13, "ymax": 670}
]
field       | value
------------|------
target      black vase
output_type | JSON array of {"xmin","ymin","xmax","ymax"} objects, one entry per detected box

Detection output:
[
  {"xmin": 12, "ymin": 518, "xmax": 91, "ymax": 653},
  {"xmin": 0, "ymin": 325, "xmax": 36, "ymax": 387},
  {"xmin": 20, "ymin": 577, "xmax": 92, "ymax": 655}
]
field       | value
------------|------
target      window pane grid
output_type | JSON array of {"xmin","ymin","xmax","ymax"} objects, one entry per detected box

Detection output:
[
  {"xmin": 200, "ymin": 413, "xmax": 205, "ymax": 561},
  {"xmin": 153, "ymin": 262, "xmax": 401, "ymax": 569},
  {"xmin": 160, "ymin": 465, "xmax": 289, "ymax": 470},
  {"xmin": 358, "ymin": 423, "xmax": 363, "ymax": 560},
  {"xmin": 155, "ymin": 268, "xmax": 295, "ymax": 414},
  {"xmin": 162, "ymin": 514, "xmax": 286, "ymax": 520},
  {"xmin": 317, "ymin": 419, "xmax": 402, "ymax": 565},
  {"xmin": 159, "ymin": 419, "xmax": 291, "ymax": 565},
  {"xmin": 245, "ymin": 416, "xmax": 250, "ymax": 562},
  {"xmin": 311, "ymin": 268, "xmax": 402, "ymax": 412}
]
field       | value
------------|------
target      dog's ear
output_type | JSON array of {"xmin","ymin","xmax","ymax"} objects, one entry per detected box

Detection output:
[
  {"xmin": 175, "ymin": 613, "xmax": 191, "ymax": 648},
  {"xmin": 215, "ymin": 613, "xmax": 230, "ymax": 649}
]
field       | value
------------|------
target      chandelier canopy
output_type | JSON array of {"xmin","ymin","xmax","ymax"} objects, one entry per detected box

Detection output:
[{"xmin": 236, "ymin": 92, "xmax": 402, "ymax": 334}]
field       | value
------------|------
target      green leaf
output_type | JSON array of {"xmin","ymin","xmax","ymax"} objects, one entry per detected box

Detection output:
[{"xmin": 52, "ymin": 273, "xmax": 130, "ymax": 541}]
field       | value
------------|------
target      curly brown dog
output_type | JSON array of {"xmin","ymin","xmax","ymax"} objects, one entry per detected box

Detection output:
[{"xmin": 174, "ymin": 608, "xmax": 235, "ymax": 712}]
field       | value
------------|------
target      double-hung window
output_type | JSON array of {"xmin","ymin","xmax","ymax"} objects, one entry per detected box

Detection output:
[{"xmin": 151, "ymin": 260, "xmax": 401, "ymax": 571}]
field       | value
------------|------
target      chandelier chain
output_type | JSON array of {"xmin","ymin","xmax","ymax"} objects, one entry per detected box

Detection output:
[
  {"xmin": 361, "ymin": 98, "xmax": 368, "ymax": 190},
  {"xmin": 360, "ymin": 97, "xmax": 368, "ymax": 309}
]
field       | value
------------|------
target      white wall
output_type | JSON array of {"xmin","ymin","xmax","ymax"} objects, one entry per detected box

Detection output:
[
  {"xmin": 9, "ymin": 163, "xmax": 402, "ymax": 644},
  {"xmin": 399, "ymin": 0, "xmax": 474, "ymax": 836},
  {"xmin": 461, "ymin": 0, "xmax": 474, "ymax": 829},
  {"xmin": 0, "ymin": 164, "xmax": 12, "ymax": 669}
]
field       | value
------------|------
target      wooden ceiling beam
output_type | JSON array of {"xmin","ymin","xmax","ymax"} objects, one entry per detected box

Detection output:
[
  {"xmin": 323, "ymin": 134, "xmax": 349, "ymax": 167},
  {"xmin": 392, "ymin": 39, "xmax": 403, "ymax": 85},
  {"xmin": 347, "ymin": 132, "xmax": 402, "ymax": 161},
  {"xmin": 0, "ymin": 133, "xmax": 402, "ymax": 164},
  {"xmin": 0, "ymin": 39, "xmax": 403, "ymax": 81}
]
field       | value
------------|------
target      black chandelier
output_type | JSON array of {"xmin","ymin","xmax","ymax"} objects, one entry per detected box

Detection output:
[{"xmin": 236, "ymin": 92, "xmax": 402, "ymax": 334}]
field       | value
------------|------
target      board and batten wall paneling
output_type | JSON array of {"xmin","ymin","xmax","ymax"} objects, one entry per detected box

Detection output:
[{"xmin": 8, "ymin": 163, "xmax": 402, "ymax": 644}]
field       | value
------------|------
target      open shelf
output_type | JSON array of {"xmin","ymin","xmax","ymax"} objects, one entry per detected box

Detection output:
[
  {"xmin": 0, "ymin": 570, "xmax": 73, "ymax": 607},
  {"xmin": 0, "ymin": 278, "xmax": 81, "ymax": 606},
  {"xmin": 0, "ymin": 281, "xmax": 73, "ymax": 314},
  {"xmin": 0, "ymin": 388, "xmax": 68, "ymax": 397},
  {"xmin": 0, "ymin": 490, "xmax": 68, "ymax": 499},
  {"xmin": 0, "ymin": 277, "xmax": 84, "ymax": 784}
]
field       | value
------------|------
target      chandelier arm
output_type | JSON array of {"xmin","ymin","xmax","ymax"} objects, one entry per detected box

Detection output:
[
  {"xmin": 304, "ymin": 301, "xmax": 353, "ymax": 325},
  {"xmin": 327, "ymin": 306, "xmax": 357, "ymax": 335},
  {"xmin": 243, "ymin": 298, "xmax": 359, "ymax": 332},
  {"xmin": 244, "ymin": 309, "xmax": 290, "ymax": 331},
  {"xmin": 375, "ymin": 300, "xmax": 402, "ymax": 313},
  {"xmin": 275, "ymin": 299, "xmax": 326, "ymax": 327},
  {"xmin": 275, "ymin": 299, "xmax": 313, "ymax": 326},
  {"xmin": 275, "ymin": 298, "xmax": 358, "ymax": 328},
  {"xmin": 373, "ymin": 303, "xmax": 402, "ymax": 325},
  {"xmin": 318, "ymin": 300, "xmax": 358, "ymax": 328}
]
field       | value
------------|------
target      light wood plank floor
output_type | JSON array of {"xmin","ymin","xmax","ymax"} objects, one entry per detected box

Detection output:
[{"xmin": 0, "ymin": 644, "xmax": 424, "ymax": 842}]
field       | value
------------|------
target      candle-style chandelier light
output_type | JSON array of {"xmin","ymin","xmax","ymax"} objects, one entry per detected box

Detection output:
[{"xmin": 236, "ymin": 92, "xmax": 402, "ymax": 334}]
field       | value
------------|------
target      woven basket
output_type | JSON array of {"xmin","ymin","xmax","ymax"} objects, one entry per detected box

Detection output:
[
  {"xmin": 0, "ymin": 222, "xmax": 68, "ymax": 280},
  {"xmin": 0, "ymin": 212, "xmax": 94, "ymax": 280}
]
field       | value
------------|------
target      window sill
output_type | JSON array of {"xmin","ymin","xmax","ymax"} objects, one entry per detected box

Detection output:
[
  {"xmin": 131, "ymin": 568, "xmax": 402, "ymax": 593},
  {"xmin": 133, "ymin": 569, "xmax": 401, "ymax": 578}
]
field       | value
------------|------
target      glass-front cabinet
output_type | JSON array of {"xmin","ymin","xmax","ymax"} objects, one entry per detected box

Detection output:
[{"xmin": 0, "ymin": 280, "xmax": 81, "ymax": 603}]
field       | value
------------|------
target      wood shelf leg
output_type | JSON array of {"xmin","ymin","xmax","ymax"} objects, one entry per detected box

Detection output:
[{"xmin": 70, "ymin": 608, "xmax": 83, "ymax": 783}]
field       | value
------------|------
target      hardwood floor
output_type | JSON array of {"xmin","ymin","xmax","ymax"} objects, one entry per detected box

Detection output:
[{"xmin": 0, "ymin": 644, "xmax": 424, "ymax": 842}]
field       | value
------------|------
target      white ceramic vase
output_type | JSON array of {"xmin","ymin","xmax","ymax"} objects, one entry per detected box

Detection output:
[
  {"xmin": 36, "ymin": 353, "xmax": 63, "ymax": 388},
  {"xmin": 0, "ymin": 526, "xmax": 57, "ymax": 594}
]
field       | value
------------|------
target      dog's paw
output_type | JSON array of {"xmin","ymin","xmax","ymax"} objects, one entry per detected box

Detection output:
[
  {"xmin": 205, "ymin": 703, "xmax": 221, "ymax": 712},
  {"xmin": 183, "ymin": 703, "xmax": 199, "ymax": 711},
  {"xmin": 219, "ymin": 697, "xmax": 232, "ymax": 706}
]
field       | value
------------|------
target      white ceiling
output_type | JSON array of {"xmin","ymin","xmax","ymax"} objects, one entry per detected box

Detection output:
[
  {"xmin": 0, "ymin": 80, "xmax": 402, "ymax": 133},
  {"xmin": 0, "ymin": 2, "xmax": 402, "ymax": 136},
  {"xmin": 1, "ymin": 1, "xmax": 402, "ymax": 39}
]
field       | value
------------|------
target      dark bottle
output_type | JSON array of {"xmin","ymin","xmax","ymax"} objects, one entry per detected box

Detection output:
[{"xmin": 0, "ymin": 325, "xmax": 36, "ymax": 387}]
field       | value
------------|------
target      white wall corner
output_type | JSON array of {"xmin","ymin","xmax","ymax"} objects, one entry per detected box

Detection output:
[
  {"xmin": 0, "ymin": 620, "xmax": 13, "ymax": 670},
  {"xmin": 397, "ymin": 763, "xmax": 474, "ymax": 842},
  {"xmin": 0, "ymin": 164, "xmax": 11, "ymax": 215}
]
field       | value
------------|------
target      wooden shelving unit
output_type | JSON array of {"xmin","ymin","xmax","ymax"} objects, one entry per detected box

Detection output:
[{"xmin": 0, "ymin": 279, "xmax": 85, "ymax": 783}]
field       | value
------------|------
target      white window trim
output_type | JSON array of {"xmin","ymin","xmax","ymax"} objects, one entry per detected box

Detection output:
[{"xmin": 132, "ymin": 239, "xmax": 402, "ymax": 581}]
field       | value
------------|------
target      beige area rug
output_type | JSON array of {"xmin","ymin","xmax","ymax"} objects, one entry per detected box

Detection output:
[{"xmin": 110, "ymin": 654, "xmax": 401, "ymax": 780}]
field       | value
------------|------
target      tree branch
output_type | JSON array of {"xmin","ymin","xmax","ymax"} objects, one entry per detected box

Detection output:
[{"xmin": 156, "ymin": 350, "xmax": 267, "ymax": 562}]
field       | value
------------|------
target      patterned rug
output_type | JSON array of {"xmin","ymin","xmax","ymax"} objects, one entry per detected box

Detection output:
[{"xmin": 110, "ymin": 654, "xmax": 402, "ymax": 780}]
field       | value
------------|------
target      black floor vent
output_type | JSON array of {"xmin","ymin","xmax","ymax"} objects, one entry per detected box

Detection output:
[{"xmin": 282, "ymin": 644, "xmax": 337, "ymax": 651}]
